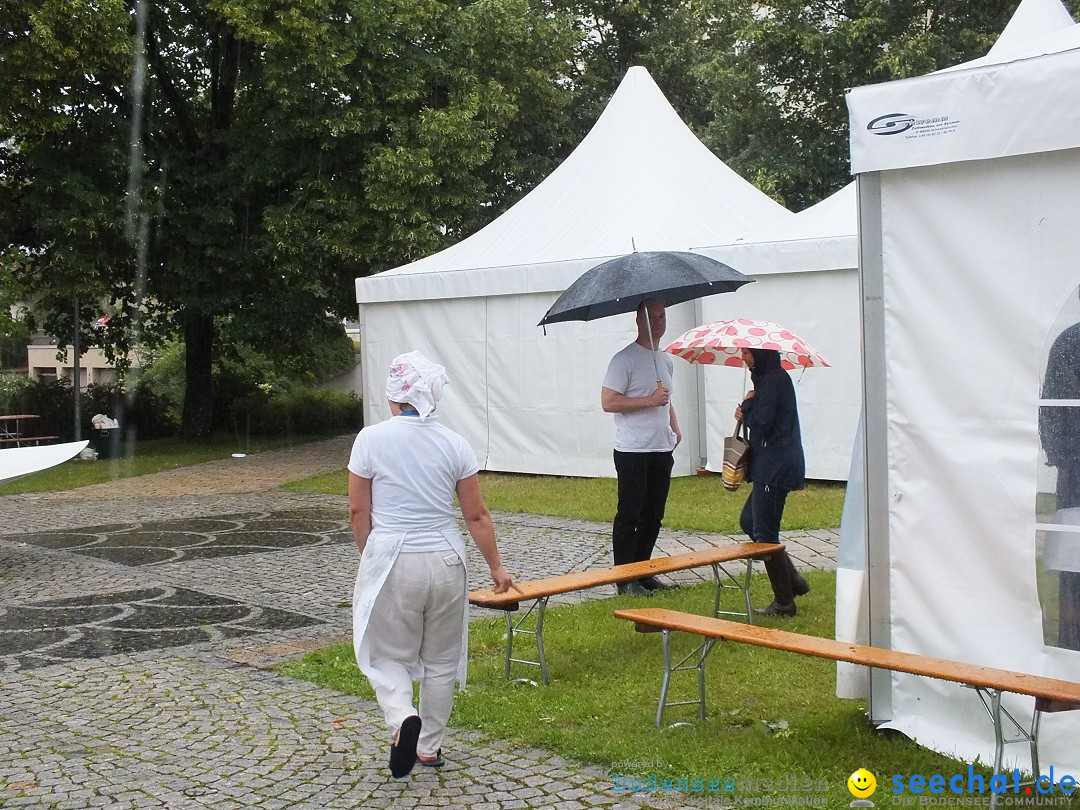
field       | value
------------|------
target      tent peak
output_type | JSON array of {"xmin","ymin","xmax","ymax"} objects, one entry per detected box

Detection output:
[
  {"xmin": 988, "ymin": 0, "xmax": 1074, "ymax": 56},
  {"xmin": 360, "ymin": 63, "xmax": 790, "ymax": 292}
]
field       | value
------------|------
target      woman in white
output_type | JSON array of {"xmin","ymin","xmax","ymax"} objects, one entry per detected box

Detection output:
[{"xmin": 349, "ymin": 351, "xmax": 519, "ymax": 778}]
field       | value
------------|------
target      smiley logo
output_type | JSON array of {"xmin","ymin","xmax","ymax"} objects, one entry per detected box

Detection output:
[{"xmin": 847, "ymin": 768, "xmax": 877, "ymax": 798}]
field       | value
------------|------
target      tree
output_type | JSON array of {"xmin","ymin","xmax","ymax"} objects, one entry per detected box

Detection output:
[
  {"xmin": 0, "ymin": 0, "xmax": 576, "ymax": 436},
  {"xmin": 552, "ymin": 0, "xmax": 738, "ymax": 139},
  {"xmin": 697, "ymin": 0, "xmax": 1080, "ymax": 211}
]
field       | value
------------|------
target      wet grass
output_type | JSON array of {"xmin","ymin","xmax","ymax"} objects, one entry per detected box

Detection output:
[{"xmin": 284, "ymin": 471, "xmax": 846, "ymax": 534}]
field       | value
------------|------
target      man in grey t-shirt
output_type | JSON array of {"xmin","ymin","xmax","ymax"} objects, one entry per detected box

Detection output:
[{"xmin": 601, "ymin": 299, "xmax": 682, "ymax": 596}]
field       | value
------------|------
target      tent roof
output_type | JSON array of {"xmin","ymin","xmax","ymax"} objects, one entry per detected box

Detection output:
[
  {"xmin": 982, "ymin": 0, "xmax": 1075, "ymax": 60},
  {"xmin": 356, "ymin": 66, "xmax": 790, "ymax": 303},
  {"xmin": 693, "ymin": 182, "xmax": 857, "ymax": 276},
  {"xmin": 936, "ymin": 0, "xmax": 1077, "ymax": 73},
  {"xmin": 848, "ymin": 0, "xmax": 1078, "ymax": 174},
  {"xmin": 739, "ymin": 182, "xmax": 856, "ymax": 244}
]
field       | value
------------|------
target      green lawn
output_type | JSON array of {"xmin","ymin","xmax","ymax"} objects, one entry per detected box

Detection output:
[
  {"xmin": 0, "ymin": 435, "xmax": 308, "ymax": 495},
  {"xmin": 285, "ymin": 470, "xmax": 846, "ymax": 534},
  {"xmin": 277, "ymin": 572, "xmax": 999, "ymax": 809}
]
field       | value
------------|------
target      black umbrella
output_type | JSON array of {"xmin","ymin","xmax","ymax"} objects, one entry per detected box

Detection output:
[{"xmin": 538, "ymin": 251, "xmax": 753, "ymax": 327}]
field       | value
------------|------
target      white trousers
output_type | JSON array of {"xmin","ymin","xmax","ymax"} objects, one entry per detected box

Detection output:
[{"xmin": 365, "ymin": 550, "xmax": 465, "ymax": 757}]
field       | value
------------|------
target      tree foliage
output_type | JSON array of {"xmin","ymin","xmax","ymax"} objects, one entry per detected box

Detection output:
[
  {"xmin": 697, "ymin": 0, "xmax": 1080, "ymax": 210},
  {"xmin": 3, "ymin": 0, "xmax": 1077, "ymax": 436},
  {"xmin": 0, "ymin": 0, "xmax": 577, "ymax": 435},
  {"xmin": 553, "ymin": 0, "xmax": 736, "ymax": 138}
]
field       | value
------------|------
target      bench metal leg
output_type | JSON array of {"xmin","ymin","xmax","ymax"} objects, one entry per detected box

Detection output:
[
  {"xmin": 654, "ymin": 628, "xmax": 716, "ymax": 728},
  {"xmin": 502, "ymin": 597, "xmax": 549, "ymax": 685},
  {"xmin": 975, "ymin": 688, "xmax": 1042, "ymax": 809},
  {"xmin": 711, "ymin": 559, "xmax": 757, "ymax": 624}
]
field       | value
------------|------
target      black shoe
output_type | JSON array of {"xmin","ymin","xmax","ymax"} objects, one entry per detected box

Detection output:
[
  {"xmin": 389, "ymin": 715, "xmax": 422, "ymax": 778},
  {"xmin": 755, "ymin": 600, "xmax": 797, "ymax": 617},
  {"xmin": 639, "ymin": 575, "xmax": 679, "ymax": 592},
  {"xmin": 793, "ymin": 575, "xmax": 811, "ymax": 597},
  {"xmin": 616, "ymin": 581, "xmax": 653, "ymax": 597}
]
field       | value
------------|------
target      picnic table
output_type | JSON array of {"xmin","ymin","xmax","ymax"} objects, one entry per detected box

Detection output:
[{"xmin": 0, "ymin": 414, "xmax": 56, "ymax": 447}]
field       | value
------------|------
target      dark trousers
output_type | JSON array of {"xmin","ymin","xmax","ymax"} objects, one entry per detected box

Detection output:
[
  {"xmin": 612, "ymin": 450, "xmax": 674, "ymax": 567},
  {"xmin": 740, "ymin": 483, "xmax": 800, "ymax": 605}
]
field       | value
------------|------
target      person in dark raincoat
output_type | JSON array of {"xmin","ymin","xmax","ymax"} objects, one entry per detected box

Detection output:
[{"xmin": 735, "ymin": 348, "xmax": 811, "ymax": 617}]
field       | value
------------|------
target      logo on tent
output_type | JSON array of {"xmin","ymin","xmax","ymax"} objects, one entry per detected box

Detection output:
[{"xmin": 867, "ymin": 113, "xmax": 915, "ymax": 135}]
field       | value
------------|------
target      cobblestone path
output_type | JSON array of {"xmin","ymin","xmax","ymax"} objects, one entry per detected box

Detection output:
[{"xmin": 0, "ymin": 436, "xmax": 838, "ymax": 808}]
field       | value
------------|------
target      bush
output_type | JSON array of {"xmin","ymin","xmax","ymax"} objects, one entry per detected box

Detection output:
[
  {"xmin": 134, "ymin": 342, "xmax": 185, "ymax": 427},
  {"xmin": 0, "ymin": 320, "xmax": 31, "ymax": 370},
  {"xmin": 7, "ymin": 378, "xmax": 75, "ymax": 439},
  {"xmin": 0, "ymin": 377, "xmax": 179, "ymax": 442},
  {"xmin": 119, "ymin": 329, "xmax": 361, "ymax": 439},
  {"xmin": 0, "ymin": 373, "xmax": 33, "ymax": 412},
  {"xmin": 77, "ymin": 381, "xmax": 178, "ymax": 440},
  {"xmin": 230, "ymin": 389, "xmax": 362, "ymax": 436},
  {"xmin": 282, "ymin": 327, "xmax": 357, "ymax": 385}
]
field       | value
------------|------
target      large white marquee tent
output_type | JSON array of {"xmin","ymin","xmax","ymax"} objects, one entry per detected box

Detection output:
[
  {"xmin": 846, "ymin": 0, "xmax": 1080, "ymax": 776},
  {"xmin": 355, "ymin": 66, "xmax": 794, "ymax": 478},
  {"xmin": 355, "ymin": 68, "xmax": 866, "ymax": 481}
]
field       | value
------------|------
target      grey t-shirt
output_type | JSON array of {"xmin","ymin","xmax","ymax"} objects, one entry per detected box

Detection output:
[{"xmin": 602, "ymin": 343, "xmax": 676, "ymax": 453}]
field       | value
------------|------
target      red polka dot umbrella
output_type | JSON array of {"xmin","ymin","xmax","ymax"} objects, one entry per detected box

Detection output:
[{"xmin": 663, "ymin": 318, "xmax": 829, "ymax": 371}]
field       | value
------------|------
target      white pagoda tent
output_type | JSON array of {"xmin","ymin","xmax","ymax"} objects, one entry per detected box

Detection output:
[{"xmin": 355, "ymin": 66, "xmax": 790, "ymax": 477}]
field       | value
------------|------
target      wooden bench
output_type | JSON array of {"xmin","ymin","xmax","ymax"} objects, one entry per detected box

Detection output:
[
  {"xmin": 469, "ymin": 542, "xmax": 783, "ymax": 684},
  {"xmin": 615, "ymin": 608, "xmax": 1080, "ymax": 804},
  {"xmin": 22, "ymin": 435, "xmax": 58, "ymax": 446},
  {"xmin": 0, "ymin": 435, "xmax": 58, "ymax": 447}
]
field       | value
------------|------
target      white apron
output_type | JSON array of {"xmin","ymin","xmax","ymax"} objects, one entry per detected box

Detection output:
[{"xmin": 351, "ymin": 522, "xmax": 471, "ymax": 690}]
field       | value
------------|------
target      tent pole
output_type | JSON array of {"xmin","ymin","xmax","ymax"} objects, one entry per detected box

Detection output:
[
  {"xmin": 856, "ymin": 172, "xmax": 894, "ymax": 724},
  {"xmin": 357, "ymin": 304, "xmax": 370, "ymax": 428}
]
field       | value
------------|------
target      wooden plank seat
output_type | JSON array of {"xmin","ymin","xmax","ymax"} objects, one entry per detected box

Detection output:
[
  {"xmin": 22, "ymin": 435, "xmax": 58, "ymax": 446},
  {"xmin": 0, "ymin": 435, "xmax": 58, "ymax": 447},
  {"xmin": 468, "ymin": 542, "xmax": 783, "ymax": 684},
  {"xmin": 614, "ymin": 608, "xmax": 1080, "ymax": 805}
]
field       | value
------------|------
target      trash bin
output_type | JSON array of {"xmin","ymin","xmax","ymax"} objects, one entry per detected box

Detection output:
[{"xmin": 96, "ymin": 428, "xmax": 121, "ymax": 459}]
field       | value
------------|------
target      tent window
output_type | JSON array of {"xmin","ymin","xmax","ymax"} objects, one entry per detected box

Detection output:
[{"xmin": 1037, "ymin": 285, "xmax": 1080, "ymax": 652}]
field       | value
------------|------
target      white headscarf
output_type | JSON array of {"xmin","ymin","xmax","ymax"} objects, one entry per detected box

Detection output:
[{"xmin": 385, "ymin": 351, "xmax": 448, "ymax": 421}]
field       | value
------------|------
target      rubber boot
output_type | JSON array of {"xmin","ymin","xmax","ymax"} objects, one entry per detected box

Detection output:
[
  {"xmin": 786, "ymin": 555, "xmax": 810, "ymax": 597},
  {"xmin": 760, "ymin": 552, "xmax": 795, "ymax": 611}
]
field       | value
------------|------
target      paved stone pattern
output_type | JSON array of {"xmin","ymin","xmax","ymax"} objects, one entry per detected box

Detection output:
[
  {"xmin": 1, "ymin": 653, "xmax": 616, "ymax": 809},
  {"xmin": 13, "ymin": 508, "xmax": 351, "ymax": 567},
  {"xmin": 0, "ymin": 586, "xmax": 325, "ymax": 674},
  {"xmin": 0, "ymin": 436, "xmax": 838, "ymax": 808}
]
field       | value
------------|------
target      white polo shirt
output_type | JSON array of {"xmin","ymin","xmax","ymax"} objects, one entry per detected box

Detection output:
[{"xmin": 348, "ymin": 414, "xmax": 480, "ymax": 551}]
